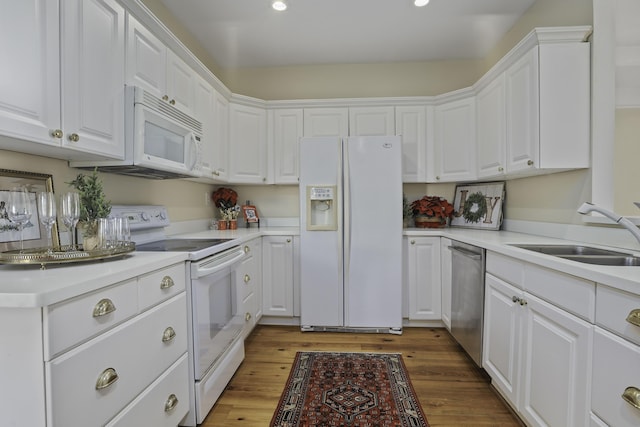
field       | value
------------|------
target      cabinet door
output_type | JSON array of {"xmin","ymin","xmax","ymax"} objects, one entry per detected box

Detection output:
[
  {"xmin": 125, "ymin": 14, "xmax": 166, "ymax": 99},
  {"xmin": 349, "ymin": 106, "xmax": 395, "ymax": 136},
  {"xmin": 194, "ymin": 75, "xmax": 215, "ymax": 180},
  {"xmin": 272, "ymin": 108, "xmax": 303, "ymax": 184},
  {"xmin": 0, "ymin": 0, "xmax": 60, "ymax": 147},
  {"xmin": 303, "ymin": 107, "xmax": 348, "ymax": 137},
  {"xmin": 405, "ymin": 237, "xmax": 441, "ymax": 320},
  {"xmin": 396, "ymin": 106, "xmax": 427, "ymax": 182},
  {"xmin": 228, "ymin": 103, "xmax": 267, "ymax": 183},
  {"xmin": 166, "ymin": 50, "xmax": 195, "ymax": 116},
  {"xmin": 476, "ymin": 74, "xmax": 506, "ymax": 178},
  {"xmin": 61, "ymin": 0, "xmax": 125, "ymax": 159},
  {"xmin": 440, "ymin": 238, "xmax": 452, "ymax": 330},
  {"xmin": 520, "ymin": 291, "xmax": 593, "ymax": 427},
  {"xmin": 483, "ymin": 273, "xmax": 522, "ymax": 406},
  {"xmin": 262, "ymin": 236, "xmax": 294, "ymax": 317},
  {"xmin": 211, "ymin": 90, "xmax": 229, "ymax": 180},
  {"xmin": 506, "ymin": 47, "xmax": 539, "ymax": 173},
  {"xmin": 434, "ymin": 97, "xmax": 476, "ymax": 182}
]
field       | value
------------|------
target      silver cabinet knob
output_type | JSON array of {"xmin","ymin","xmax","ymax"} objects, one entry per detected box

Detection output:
[
  {"xmin": 169, "ymin": 99, "xmax": 176, "ymax": 105},
  {"xmin": 92, "ymin": 298, "xmax": 116, "ymax": 317},
  {"xmin": 527, "ymin": 159, "xmax": 534, "ymax": 166},
  {"xmin": 626, "ymin": 309, "xmax": 640, "ymax": 327},
  {"xmin": 95, "ymin": 367, "xmax": 119, "ymax": 390},
  {"xmin": 410, "ymin": 240, "xmax": 415, "ymax": 245},
  {"xmin": 162, "ymin": 95, "xmax": 169, "ymax": 101},
  {"xmin": 68, "ymin": 133, "xmax": 79, "ymax": 142},
  {"xmin": 244, "ymin": 245, "xmax": 250, "ymax": 253},
  {"xmin": 162, "ymin": 326, "xmax": 176, "ymax": 343},
  {"xmin": 51, "ymin": 129, "xmax": 63, "ymax": 139},
  {"xmin": 160, "ymin": 276, "xmax": 175, "ymax": 289},
  {"xmin": 622, "ymin": 386, "xmax": 640, "ymax": 410},
  {"xmin": 165, "ymin": 394, "xmax": 179, "ymax": 413},
  {"xmin": 244, "ymin": 274, "xmax": 250, "ymax": 283}
]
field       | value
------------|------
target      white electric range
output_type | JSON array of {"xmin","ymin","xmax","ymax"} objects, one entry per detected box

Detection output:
[{"xmin": 111, "ymin": 205, "xmax": 246, "ymax": 426}]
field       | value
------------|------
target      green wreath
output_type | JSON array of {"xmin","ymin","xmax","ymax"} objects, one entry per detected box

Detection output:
[{"xmin": 462, "ymin": 192, "xmax": 487, "ymax": 223}]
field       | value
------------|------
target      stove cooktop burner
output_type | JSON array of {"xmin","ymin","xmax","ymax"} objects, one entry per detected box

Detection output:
[{"xmin": 134, "ymin": 238, "xmax": 233, "ymax": 252}]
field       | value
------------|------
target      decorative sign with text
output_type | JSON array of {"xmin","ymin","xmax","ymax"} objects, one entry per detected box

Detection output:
[{"xmin": 451, "ymin": 182, "xmax": 505, "ymax": 230}]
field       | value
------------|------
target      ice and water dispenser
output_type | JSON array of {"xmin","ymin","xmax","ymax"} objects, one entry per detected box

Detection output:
[{"xmin": 305, "ymin": 186, "xmax": 337, "ymax": 230}]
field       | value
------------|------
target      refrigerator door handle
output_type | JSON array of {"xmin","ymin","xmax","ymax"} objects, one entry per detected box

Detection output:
[{"xmin": 342, "ymin": 139, "xmax": 350, "ymax": 282}]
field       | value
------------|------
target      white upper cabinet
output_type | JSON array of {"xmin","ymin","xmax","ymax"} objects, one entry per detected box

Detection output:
[
  {"xmin": 303, "ymin": 108, "xmax": 349, "ymax": 137},
  {"xmin": 505, "ymin": 39, "xmax": 590, "ymax": 176},
  {"xmin": 348, "ymin": 106, "xmax": 395, "ymax": 136},
  {"xmin": 476, "ymin": 74, "xmax": 507, "ymax": 178},
  {"xmin": 228, "ymin": 102, "xmax": 268, "ymax": 183},
  {"xmin": 396, "ymin": 106, "xmax": 428, "ymax": 182},
  {"xmin": 433, "ymin": 96, "xmax": 476, "ymax": 182},
  {"xmin": 0, "ymin": 0, "xmax": 125, "ymax": 160},
  {"xmin": 126, "ymin": 14, "xmax": 195, "ymax": 116},
  {"xmin": 271, "ymin": 108, "xmax": 303, "ymax": 184}
]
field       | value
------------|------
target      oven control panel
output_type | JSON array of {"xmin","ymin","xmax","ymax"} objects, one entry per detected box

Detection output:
[{"xmin": 110, "ymin": 205, "xmax": 170, "ymax": 230}]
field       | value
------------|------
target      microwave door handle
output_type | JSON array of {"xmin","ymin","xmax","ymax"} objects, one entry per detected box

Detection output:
[{"xmin": 186, "ymin": 133, "xmax": 198, "ymax": 170}]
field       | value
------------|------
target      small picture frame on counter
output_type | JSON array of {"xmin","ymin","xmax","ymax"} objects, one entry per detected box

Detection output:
[
  {"xmin": 242, "ymin": 205, "xmax": 260, "ymax": 228},
  {"xmin": 0, "ymin": 168, "xmax": 60, "ymax": 252}
]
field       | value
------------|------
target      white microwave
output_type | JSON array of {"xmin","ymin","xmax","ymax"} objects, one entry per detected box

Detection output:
[{"xmin": 71, "ymin": 85, "xmax": 204, "ymax": 179}]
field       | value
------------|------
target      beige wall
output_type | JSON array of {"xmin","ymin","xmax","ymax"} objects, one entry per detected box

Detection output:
[{"xmin": 614, "ymin": 108, "xmax": 640, "ymax": 215}]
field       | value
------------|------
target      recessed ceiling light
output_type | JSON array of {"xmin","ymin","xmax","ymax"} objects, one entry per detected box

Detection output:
[
  {"xmin": 414, "ymin": 0, "xmax": 430, "ymax": 6},
  {"xmin": 272, "ymin": 0, "xmax": 288, "ymax": 11}
]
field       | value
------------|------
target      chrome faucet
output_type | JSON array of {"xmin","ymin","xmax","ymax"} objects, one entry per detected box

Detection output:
[{"xmin": 578, "ymin": 202, "xmax": 640, "ymax": 245}]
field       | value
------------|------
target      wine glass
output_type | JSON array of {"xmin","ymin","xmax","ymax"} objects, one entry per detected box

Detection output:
[
  {"xmin": 60, "ymin": 192, "xmax": 80, "ymax": 251},
  {"xmin": 38, "ymin": 192, "xmax": 56, "ymax": 254},
  {"xmin": 7, "ymin": 186, "xmax": 33, "ymax": 253}
]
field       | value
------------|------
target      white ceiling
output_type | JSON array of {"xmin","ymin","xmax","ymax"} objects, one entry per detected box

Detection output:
[{"xmin": 158, "ymin": 0, "xmax": 537, "ymax": 69}]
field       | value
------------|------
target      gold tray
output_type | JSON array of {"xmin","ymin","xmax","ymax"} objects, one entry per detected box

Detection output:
[{"xmin": 0, "ymin": 242, "xmax": 135, "ymax": 269}]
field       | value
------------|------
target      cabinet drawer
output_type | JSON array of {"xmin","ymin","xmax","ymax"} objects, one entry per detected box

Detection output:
[
  {"xmin": 524, "ymin": 263, "xmax": 595, "ymax": 322},
  {"xmin": 44, "ymin": 279, "xmax": 138, "ymax": 360},
  {"xmin": 592, "ymin": 327, "xmax": 640, "ymax": 427},
  {"xmin": 138, "ymin": 263, "xmax": 186, "ymax": 311},
  {"xmin": 106, "ymin": 354, "xmax": 189, "ymax": 427},
  {"xmin": 596, "ymin": 285, "xmax": 640, "ymax": 346},
  {"xmin": 46, "ymin": 293, "xmax": 187, "ymax": 427},
  {"xmin": 486, "ymin": 252, "xmax": 524, "ymax": 288}
]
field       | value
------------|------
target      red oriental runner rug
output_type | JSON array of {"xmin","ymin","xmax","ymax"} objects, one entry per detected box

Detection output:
[{"xmin": 270, "ymin": 351, "xmax": 430, "ymax": 427}]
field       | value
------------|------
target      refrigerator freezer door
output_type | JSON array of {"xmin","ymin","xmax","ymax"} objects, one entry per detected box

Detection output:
[
  {"xmin": 299, "ymin": 137, "xmax": 344, "ymax": 327},
  {"xmin": 344, "ymin": 136, "xmax": 403, "ymax": 329}
]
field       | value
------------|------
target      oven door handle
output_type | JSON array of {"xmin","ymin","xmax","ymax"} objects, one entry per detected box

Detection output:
[{"xmin": 193, "ymin": 249, "xmax": 245, "ymax": 278}]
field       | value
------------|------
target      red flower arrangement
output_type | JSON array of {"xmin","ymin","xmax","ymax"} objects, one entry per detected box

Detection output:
[
  {"xmin": 211, "ymin": 187, "xmax": 238, "ymax": 209},
  {"xmin": 411, "ymin": 196, "xmax": 454, "ymax": 220}
]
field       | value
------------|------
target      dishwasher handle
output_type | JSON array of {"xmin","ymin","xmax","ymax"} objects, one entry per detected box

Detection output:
[{"xmin": 448, "ymin": 245, "xmax": 483, "ymax": 260}]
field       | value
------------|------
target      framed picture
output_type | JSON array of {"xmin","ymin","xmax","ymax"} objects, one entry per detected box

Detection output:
[
  {"xmin": 450, "ymin": 182, "xmax": 505, "ymax": 230},
  {"xmin": 0, "ymin": 169, "xmax": 60, "ymax": 252},
  {"xmin": 242, "ymin": 205, "xmax": 259, "ymax": 223}
]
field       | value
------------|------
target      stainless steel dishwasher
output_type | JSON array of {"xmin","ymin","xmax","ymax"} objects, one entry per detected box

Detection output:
[{"xmin": 448, "ymin": 241, "xmax": 486, "ymax": 366}]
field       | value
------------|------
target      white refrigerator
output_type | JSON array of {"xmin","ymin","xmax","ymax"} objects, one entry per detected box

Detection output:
[{"xmin": 299, "ymin": 136, "xmax": 403, "ymax": 333}]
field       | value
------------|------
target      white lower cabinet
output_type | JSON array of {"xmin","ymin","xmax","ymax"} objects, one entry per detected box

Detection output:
[
  {"xmin": 238, "ymin": 238, "xmax": 262, "ymax": 337},
  {"xmin": 403, "ymin": 237, "xmax": 441, "ymax": 320},
  {"xmin": 484, "ymin": 271, "xmax": 593, "ymax": 427},
  {"xmin": 590, "ymin": 284, "xmax": 640, "ymax": 426},
  {"xmin": 262, "ymin": 235, "xmax": 294, "ymax": 317}
]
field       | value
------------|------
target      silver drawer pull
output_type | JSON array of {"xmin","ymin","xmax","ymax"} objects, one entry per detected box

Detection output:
[
  {"xmin": 95, "ymin": 367, "xmax": 119, "ymax": 390},
  {"xmin": 160, "ymin": 276, "xmax": 175, "ymax": 290},
  {"xmin": 243, "ymin": 245, "xmax": 250, "ymax": 254},
  {"xmin": 92, "ymin": 298, "xmax": 116, "ymax": 318},
  {"xmin": 244, "ymin": 274, "xmax": 251, "ymax": 283},
  {"xmin": 162, "ymin": 326, "xmax": 176, "ymax": 343},
  {"xmin": 165, "ymin": 394, "xmax": 179, "ymax": 412},
  {"xmin": 622, "ymin": 386, "xmax": 640, "ymax": 410},
  {"xmin": 626, "ymin": 309, "xmax": 640, "ymax": 327},
  {"xmin": 245, "ymin": 312, "xmax": 252, "ymax": 322}
]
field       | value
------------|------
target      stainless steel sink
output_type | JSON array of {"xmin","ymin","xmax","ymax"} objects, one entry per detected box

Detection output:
[
  {"xmin": 556, "ymin": 255, "xmax": 640, "ymax": 266},
  {"xmin": 509, "ymin": 244, "xmax": 640, "ymax": 266},
  {"xmin": 510, "ymin": 244, "xmax": 629, "ymax": 257}
]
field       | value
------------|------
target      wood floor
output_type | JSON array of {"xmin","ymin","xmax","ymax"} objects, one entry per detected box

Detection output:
[{"xmin": 201, "ymin": 325, "xmax": 523, "ymax": 426}]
